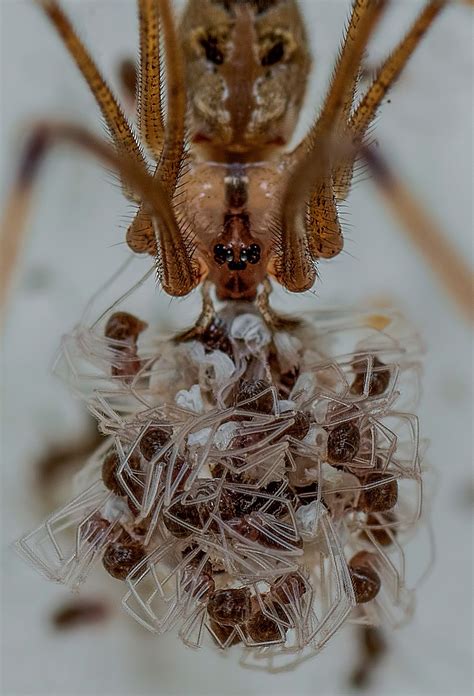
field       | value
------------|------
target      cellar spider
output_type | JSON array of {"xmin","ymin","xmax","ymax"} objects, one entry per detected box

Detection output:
[
  {"xmin": 0, "ymin": 0, "xmax": 472, "ymax": 692},
  {"xmin": 1, "ymin": 0, "xmax": 472, "ymax": 327}
]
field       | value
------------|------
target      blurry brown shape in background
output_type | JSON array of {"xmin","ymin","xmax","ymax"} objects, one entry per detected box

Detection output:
[
  {"xmin": 118, "ymin": 57, "xmax": 137, "ymax": 109},
  {"xmin": 51, "ymin": 598, "xmax": 111, "ymax": 631},
  {"xmin": 36, "ymin": 417, "xmax": 103, "ymax": 510},
  {"xmin": 350, "ymin": 625, "xmax": 388, "ymax": 690},
  {"xmin": 362, "ymin": 144, "xmax": 474, "ymax": 324}
]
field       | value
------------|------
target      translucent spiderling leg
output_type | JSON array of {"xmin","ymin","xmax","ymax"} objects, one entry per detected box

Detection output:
[
  {"xmin": 127, "ymin": 0, "xmax": 187, "ymax": 255},
  {"xmin": 36, "ymin": 1, "xmax": 147, "ymax": 201},
  {"xmin": 334, "ymin": 1, "xmax": 446, "ymax": 200},
  {"xmin": 137, "ymin": 0, "xmax": 165, "ymax": 160}
]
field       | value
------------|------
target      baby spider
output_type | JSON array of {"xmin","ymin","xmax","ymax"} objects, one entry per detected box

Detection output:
[
  {"xmin": 4, "ymin": 0, "xmax": 474, "ymax": 677},
  {"xmin": 2, "ymin": 0, "xmax": 472, "ymax": 326}
]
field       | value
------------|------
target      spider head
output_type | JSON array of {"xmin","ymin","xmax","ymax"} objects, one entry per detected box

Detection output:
[{"xmin": 181, "ymin": 0, "xmax": 311, "ymax": 158}]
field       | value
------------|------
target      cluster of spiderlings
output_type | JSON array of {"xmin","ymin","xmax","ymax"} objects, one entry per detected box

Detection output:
[{"xmin": 17, "ymin": 290, "xmax": 427, "ymax": 663}]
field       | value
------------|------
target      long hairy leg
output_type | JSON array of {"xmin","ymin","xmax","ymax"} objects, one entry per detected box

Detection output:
[
  {"xmin": 303, "ymin": 0, "xmax": 387, "ymax": 262},
  {"xmin": 295, "ymin": 0, "xmax": 386, "ymax": 155},
  {"xmin": 137, "ymin": 0, "xmax": 165, "ymax": 160},
  {"xmin": 36, "ymin": 0, "xmax": 147, "ymax": 200},
  {"xmin": 127, "ymin": 0, "xmax": 188, "ymax": 255},
  {"xmin": 303, "ymin": 1, "xmax": 390, "ymax": 262},
  {"xmin": 306, "ymin": 178, "xmax": 343, "ymax": 260},
  {"xmin": 273, "ymin": 1, "xmax": 387, "ymax": 291},
  {"xmin": 0, "ymin": 122, "xmax": 199, "ymax": 322},
  {"xmin": 334, "ymin": 1, "xmax": 446, "ymax": 200}
]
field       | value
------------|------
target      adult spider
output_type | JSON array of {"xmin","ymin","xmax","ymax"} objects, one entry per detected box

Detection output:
[{"xmin": 2, "ymin": 0, "xmax": 471, "ymax": 325}]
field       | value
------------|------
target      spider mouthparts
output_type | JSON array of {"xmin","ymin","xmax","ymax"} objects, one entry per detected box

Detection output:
[{"xmin": 228, "ymin": 260, "xmax": 247, "ymax": 271}]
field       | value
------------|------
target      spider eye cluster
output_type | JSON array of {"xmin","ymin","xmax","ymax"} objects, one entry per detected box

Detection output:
[{"xmin": 214, "ymin": 243, "xmax": 261, "ymax": 269}]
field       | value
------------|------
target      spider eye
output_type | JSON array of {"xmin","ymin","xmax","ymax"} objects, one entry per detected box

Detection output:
[
  {"xmin": 200, "ymin": 35, "xmax": 224, "ymax": 65},
  {"xmin": 214, "ymin": 244, "xmax": 229, "ymax": 265},
  {"xmin": 261, "ymin": 41, "xmax": 285, "ymax": 67},
  {"xmin": 247, "ymin": 244, "xmax": 261, "ymax": 264}
]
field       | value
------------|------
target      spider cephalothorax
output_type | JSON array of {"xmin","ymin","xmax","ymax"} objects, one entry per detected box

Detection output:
[
  {"xmin": 3, "ymin": 1, "xmax": 470, "ymax": 323},
  {"xmin": 184, "ymin": 158, "xmax": 289, "ymax": 300}
]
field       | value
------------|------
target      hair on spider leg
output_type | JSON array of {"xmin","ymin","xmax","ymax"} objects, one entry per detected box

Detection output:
[{"xmin": 107, "ymin": 241, "xmax": 134, "ymax": 250}]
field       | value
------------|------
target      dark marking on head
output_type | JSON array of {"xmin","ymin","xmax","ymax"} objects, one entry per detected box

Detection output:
[
  {"xmin": 211, "ymin": 0, "xmax": 280, "ymax": 15},
  {"xmin": 223, "ymin": 273, "xmax": 253, "ymax": 298},
  {"xmin": 261, "ymin": 40, "xmax": 285, "ymax": 66},
  {"xmin": 224, "ymin": 211, "xmax": 251, "ymax": 233},
  {"xmin": 200, "ymin": 34, "xmax": 224, "ymax": 65}
]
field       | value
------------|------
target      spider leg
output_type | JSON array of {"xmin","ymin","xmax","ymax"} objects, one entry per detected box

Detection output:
[
  {"xmin": 304, "ymin": 0, "xmax": 385, "ymax": 262},
  {"xmin": 127, "ymin": 0, "xmax": 188, "ymax": 256},
  {"xmin": 273, "ymin": 1, "xmax": 387, "ymax": 291},
  {"xmin": 154, "ymin": 0, "xmax": 187, "ymax": 192},
  {"xmin": 306, "ymin": 178, "xmax": 343, "ymax": 260},
  {"xmin": 36, "ymin": 1, "xmax": 147, "ymax": 202},
  {"xmin": 295, "ymin": 1, "xmax": 387, "ymax": 154},
  {"xmin": 0, "ymin": 122, "xmax": 199, "ymax": 320},
  {"xmin": 349, "ymin": 626, "xmax": 387, "ymax": 689},
  {"xmin": 362, "ymin": 144, "xmax": 473, "ymax": 323},
  {"xmin": 334, "ymin": 1, "xmax": 446, "ymax": 200},
  {"xmin": 256, "ymin": 279, "xmax": 301, "ymax": 331},
  {"xmin": 137, "ymin": 0, "xmax": 165, "ymax": 161},
  {"xmin": 174, "ymin": 281, "xmax": 217, "ymax": 342}
]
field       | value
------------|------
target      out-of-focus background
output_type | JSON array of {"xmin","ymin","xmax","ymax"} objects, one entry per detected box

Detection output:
[{"xmin": 1, "ymin": 1, "xmax": 472, "ymax": 694}]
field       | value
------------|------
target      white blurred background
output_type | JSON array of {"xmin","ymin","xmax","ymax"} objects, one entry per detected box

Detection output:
[{"xmin": 1, "ymin": 1, "xmax": 473, "ymax": 694}]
